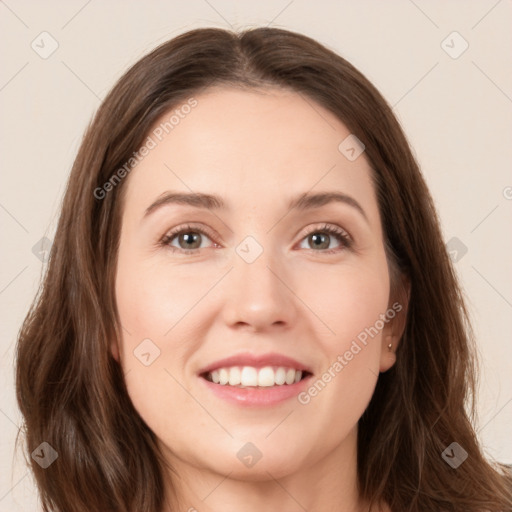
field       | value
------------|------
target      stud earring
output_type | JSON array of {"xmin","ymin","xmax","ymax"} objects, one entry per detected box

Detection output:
[{"xmin": 387, "ymin": 343, "xmax": 393, "ymax": 352}]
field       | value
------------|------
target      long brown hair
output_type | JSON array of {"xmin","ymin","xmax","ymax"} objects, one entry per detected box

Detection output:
[{"xmin": 15, "ymin": 26, "xmax": 512, "ymax": 512}]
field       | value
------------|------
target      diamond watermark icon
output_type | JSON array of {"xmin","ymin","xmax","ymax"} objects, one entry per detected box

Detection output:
[
  {"xmin": 237, "ymin": 442, "xmax": 263, "ymax": 468},
  {"xmin": 441, "ymin": 31, "xmax": 469, "ymax": 59},
  {"xmin": 446, "ymin": 237, "xmax": 468, "ymax": 263},
  {"xmin": 236, "ymin": 236, "xmax": 264, "ymax": 264},
  {"xmin": 338, "ymin": 134, "xmax": 365, "ymax": 162},
  {"xmin": 31, "ymin": 31, "xmax": 59, "ymax": 59},
  {"xmin": 32, "ymin": 236, "xmax": 52, "ymax": 262},
  {"xmin": 441, "ymin": 442, "xmax": 468, "ymax": 469},
  {"xmin": 133, "ymin": 338, "xmax": 161, "ymax": 366},
  {"xmin": 31, "ymin": 442, "xmax": 58, "ymax": 468}
]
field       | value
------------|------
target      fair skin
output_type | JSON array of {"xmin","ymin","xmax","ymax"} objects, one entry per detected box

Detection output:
[{"xmin": 113, "ymin": 87, "xmax": 405, "ymax": 512}]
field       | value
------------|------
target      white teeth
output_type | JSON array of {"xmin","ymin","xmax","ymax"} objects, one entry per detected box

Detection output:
[
  {"xmin": 274, "ymin": 367, "xmax": 286, "ymax": 385},
  {"xmin": 218, "ymin": 368, "xmax": 229, "ymax": 385},
  {"xmin": 205, "ymin": 366, "xmax": 306, "ymax": 387},
  {"xmin": 285, "ymin": 368, "xmax": 296, "ymax": 385},
  {"xmin": 228, "ymin": 367, "xmax": 241, "ymax": 386},
  {"xmin": 240, "ymin": 366, "xmax": 258, "ymax": 386},
  {"xmin": 257, "ymin": 366, "xmax": 275, "ymax": 387}
]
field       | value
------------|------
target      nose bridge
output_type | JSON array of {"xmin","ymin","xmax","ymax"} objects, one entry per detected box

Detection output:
[
  {"xmin": 235, "ymin": 232, "xmax": 282, "ymax": 297},
  {"xmin": 221, "ymin": 231, "xmax": 295, "ymax": 329}
]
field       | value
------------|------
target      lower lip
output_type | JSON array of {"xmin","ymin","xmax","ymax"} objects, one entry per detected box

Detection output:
[{"xmin": 199, "ymin": 375, "xmax": 313, "ymax": 407}]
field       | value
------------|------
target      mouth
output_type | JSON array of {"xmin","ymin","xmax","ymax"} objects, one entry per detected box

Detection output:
[
  {"xmin": 196, "ymin": 352, "xmax": 314, "ymax": 406},
  {"xmin": 200, "ymin": 366, "xmax": 313, "ymax": 388}
]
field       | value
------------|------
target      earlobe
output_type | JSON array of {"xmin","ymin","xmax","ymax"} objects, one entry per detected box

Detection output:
[
  {"xmin": 110, "ymin": 340, "xmax": 120, "ymax": 362},
  {"xmin": 379, "ymin": 274, "xmax": 410, "ymax": 373},
  {"xmin": 379, "ymin": 334, "xmax": 397, "ymax": 372}
]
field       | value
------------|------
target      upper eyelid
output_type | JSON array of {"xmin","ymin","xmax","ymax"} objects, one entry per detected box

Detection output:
[
  {"xmin": 162, "ymin": 222, "xmax": 353, "ymax": 246},
  {"xmin": 163, "ymin": 223, "xmax": 218, "ymax": 243}
]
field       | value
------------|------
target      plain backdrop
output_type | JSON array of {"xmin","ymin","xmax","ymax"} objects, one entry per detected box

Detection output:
[{"xmin": 1, "ymin": 1, "xmax": 511, "ymax": 510}]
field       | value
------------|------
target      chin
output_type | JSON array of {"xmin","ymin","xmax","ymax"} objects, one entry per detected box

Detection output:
[
  {"xmin": 176, "ymin": 436, "xmax": 310, "ymax": 481},
  {"xmin": 209, "ymin": 454, "xmax": 305, "ymax": 482}
]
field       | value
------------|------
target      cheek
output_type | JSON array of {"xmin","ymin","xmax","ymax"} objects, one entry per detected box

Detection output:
[
  {"xmin": 114, "ymin": 250, "xmax": 212, "ymax": 428},
  {"xmin": 115, "ymin": 251, "xmax": 210, "ymax": 344},
  {"xmin": 293, "ymin": 255, "xmax": 390, "ymax": 344},
  {"xmin": 294, "ymin": 258, "xmax": 389, "ymax": 416}
]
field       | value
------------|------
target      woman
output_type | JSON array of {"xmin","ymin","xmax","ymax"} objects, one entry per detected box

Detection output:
[{"xmin": 15, "ymin": 26, "xmax": 512, "ymax": 512}]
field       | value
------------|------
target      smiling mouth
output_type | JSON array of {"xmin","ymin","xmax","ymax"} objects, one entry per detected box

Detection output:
[{"xmin": 200, "ymin": 366, "xmax": 312, "ymax": 388}]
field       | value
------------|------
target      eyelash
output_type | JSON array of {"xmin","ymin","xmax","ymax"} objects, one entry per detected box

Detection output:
[{"xmin": 159, "ymin": 223, "xmax": 353, "ymax": 255}]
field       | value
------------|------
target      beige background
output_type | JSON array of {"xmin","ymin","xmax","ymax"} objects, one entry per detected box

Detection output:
[{"xmin": 1, "ymin": 1, "xmax": 511, "ymax": 509}]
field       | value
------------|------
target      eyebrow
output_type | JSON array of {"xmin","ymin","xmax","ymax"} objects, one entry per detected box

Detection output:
[{"xmin": 143, "ymin": 190, "xmax": 369, "ymax": 222}]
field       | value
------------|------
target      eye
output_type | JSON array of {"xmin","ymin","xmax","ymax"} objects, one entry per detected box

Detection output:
[
  {"xmin": 160, "ymin": 224, "xmax": 217, "ymax": 254},
  {"xmin": 160, "ymin": 223, "xmax": 352, "ymax": 255},
  {"xmin": 298, "ymin": 224, "xmax": 352, "ymax": 254}
]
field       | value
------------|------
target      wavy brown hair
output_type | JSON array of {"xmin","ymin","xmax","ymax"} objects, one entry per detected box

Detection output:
[{"xmin": 15, "ymin": 26, "xmax": 512, "ymax": 512}]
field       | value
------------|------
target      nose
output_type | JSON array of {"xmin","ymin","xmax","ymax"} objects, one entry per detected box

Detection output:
[{"xmin": 220, "ymin": 244, "xmax": 298, "ymax": 332}]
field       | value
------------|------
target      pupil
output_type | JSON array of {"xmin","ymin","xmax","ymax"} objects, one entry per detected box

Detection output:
[
  {"xmin": 311, "ymin": 233, "xmax": 328, "ymax": 249},
  {"xmin": 182, "ymin": 232, "xmax": 200, "ymax": 248}
]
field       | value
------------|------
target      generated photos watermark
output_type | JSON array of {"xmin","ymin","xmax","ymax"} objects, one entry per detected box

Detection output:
[
  {"xmin": 93, "ymin": 97, "xmax": 198, "ymax": 200},
  {"xmin": 297, "ymin": 301, "xmax": 403, "ymax": 405}
]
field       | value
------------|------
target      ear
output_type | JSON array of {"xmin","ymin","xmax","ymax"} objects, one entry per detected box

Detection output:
[
  {"xmin": 379, "ymin": 273, "xmax": 410, "ymax": 373},
  {"xmin": 110, "ymin": 338, "xmax": 120, "ymax": 362}
]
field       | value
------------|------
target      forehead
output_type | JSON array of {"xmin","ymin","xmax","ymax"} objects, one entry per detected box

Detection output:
[{"xmin": 121, "ymin": 86, "xmax": 378, "ymax": 222}]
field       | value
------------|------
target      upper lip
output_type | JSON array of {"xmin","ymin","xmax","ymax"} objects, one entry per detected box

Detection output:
[{"xmin": 198, "ymin": 352, "xmax": 313, "ymax": 375}]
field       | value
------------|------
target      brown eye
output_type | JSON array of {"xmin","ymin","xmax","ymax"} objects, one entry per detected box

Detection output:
[
  {"xmin": 308, "ymin": 232, "xmax": 331, "ymax": 250},
  {"xmin": 175, "ymin": 232, "xmax": 203, "ymax": 250},
  {"xmin": 160, "ymin": 224, "xmax": 216, "ymax": 254},
  {"xmin": 299, "ymin": 224, "xmax": 352, "ymax": 253}
]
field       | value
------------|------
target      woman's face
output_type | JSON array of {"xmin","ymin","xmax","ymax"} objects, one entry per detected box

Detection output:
[{"xmin": 114, "ymin": 87, "xmax": 402, "ymax": 481}]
